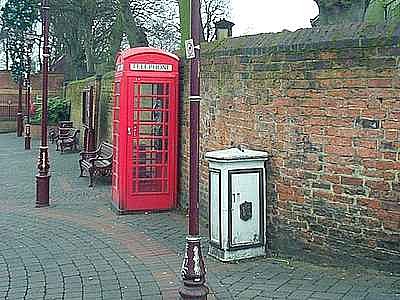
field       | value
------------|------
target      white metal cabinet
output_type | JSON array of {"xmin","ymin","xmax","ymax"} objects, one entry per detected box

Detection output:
[{"xmin": 206, "ymin": 148, "xmax": 269, "ymax": 262}]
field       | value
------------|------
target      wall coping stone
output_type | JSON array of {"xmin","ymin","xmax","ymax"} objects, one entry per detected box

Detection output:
[{"xmin": 203, "ymin": 22, "xmax": 400, "ymax": 57}]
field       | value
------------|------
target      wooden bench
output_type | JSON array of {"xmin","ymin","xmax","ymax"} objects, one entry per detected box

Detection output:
[
  {"xmin": 56, "ymin": 128, "xmax": 80, "ymax": 153},
  {"xmin": 79, "ymin": 141, "xmax": 113, "ymax": 187},
  {"xmin": 50, "ymin": 121, "xmax": 73, "ymax": 144}
]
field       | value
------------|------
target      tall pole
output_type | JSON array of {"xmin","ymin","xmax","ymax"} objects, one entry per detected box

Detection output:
[
  {"xmin": 179, "ymin": 0, "xmax": 209, "ymax": 299},
  {"xmin": 25, "ymin": 41, "xmax": 33, "ymax": 150},
  {"xmin": 36, "ymin": 0, "xmax": 50, "ymax": 208},
  {"xmin": 16, "ymin": 78, "xmax": 23, "ymax": 136}
]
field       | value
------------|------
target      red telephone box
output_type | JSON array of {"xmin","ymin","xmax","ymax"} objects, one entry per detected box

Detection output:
[{"xmin": 112, "ymin": 48, "xmax": 179, "ymax": 212}]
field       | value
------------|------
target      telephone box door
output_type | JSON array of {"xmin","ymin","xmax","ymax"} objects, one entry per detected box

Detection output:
[{"xmin": 126, "ymin": 79, "xmax": 177, "ymax": 210}]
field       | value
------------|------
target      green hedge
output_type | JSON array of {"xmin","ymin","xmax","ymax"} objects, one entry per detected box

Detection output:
[{"xmin": 31, "ymin": 96, "xmax": 70, "ymax": 125}]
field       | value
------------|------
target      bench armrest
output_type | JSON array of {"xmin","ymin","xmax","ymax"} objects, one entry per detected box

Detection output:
[
  {"xmin": 80, "ymin": 151, "xmax": 99, "ymax": 160},
  {"xmin": 88, "ymin": 156, "xmax": 112, "ymax": 165},
  {"xmin": 58, "ymin": 129, "xmax": 79, "ymax": 141},
  {"xmin": 80, "ymin": 144, "xmax": 101, "ymax": 159}
]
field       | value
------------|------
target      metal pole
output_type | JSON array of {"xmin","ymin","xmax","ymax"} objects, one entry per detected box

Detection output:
[
  {"xmin": 17, "ymin": 78, "xmax": 23, "ymax": 136},
  {"xmin": 36, "ymin": 0, "xmax": 50, "ymax": 208},
  {"xmin": 8, "ymin": 100, "xmax": 11, "ymax": 120},
  {"xmin": 24, "ymin": 58, "xmax": 32, "ymax": 149},
  {"xmin": 93, "ymin": 75, "xmax": 102, "ymax": 150},
  {"xmin": 179, "ymin": 0, "xmax": 209, "ymax": 298}
]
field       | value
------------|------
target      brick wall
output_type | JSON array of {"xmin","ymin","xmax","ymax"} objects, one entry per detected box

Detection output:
[
  {"xmin": 0, "ymin": 71, "xmax": 64, "ymax": 127},
  {"xmin": 178, "ymin": 22, "xmax": 400, "ymax": 271},
  {"xmin": 0, "ymin": 70, "xmax": 64, "ymax": 99},
  {"xmin": 64, "ymin": 22, "xmax": 400, "ymax": 271}
]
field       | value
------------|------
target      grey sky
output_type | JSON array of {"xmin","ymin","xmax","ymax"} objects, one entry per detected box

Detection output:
[
  {"xmin": 232, "ymin": 0, "xmax": 319, "ymax": 36},
  {"xmin": 0, "ymin": 1, "xmax": 321, "ymax": 69}
]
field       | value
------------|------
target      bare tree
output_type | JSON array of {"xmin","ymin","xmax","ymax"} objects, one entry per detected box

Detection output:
[
  {"xmin": 201, "ymin": 0, "xmax": 231, "ymax": 42},
  {"xmin": 178, "ymin": 0, "xmax": 231, "ymax": 45}
]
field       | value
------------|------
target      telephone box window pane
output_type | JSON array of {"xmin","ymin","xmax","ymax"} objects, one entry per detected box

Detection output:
[
  {"xmin": 137, "ymin": 166, "xmax": 163, "ymax": 179},
  {"xmin": 163, "ymin": 180, "xmax": 168, "ymax": 192},
  {"xmin": 137, "ymin": 111, "xmax": 168, "ymax": 123},
  {"xmin": 140, "ymin": 83, "xmax": 166, "ymax": 96},
  {"xmin": 138, "ymin": 180, "xmax": 162, "ymax": 192},
  {"xmin": 115, "ymin": 95, "xmax": 120, "ymax": 107},
  {"xmin": 135, "ymin": 138, "xmax": 165, "ymax": 151},
  {"xmin": 132, "ymin": 179, "xmax": 137, "ymax": 193},
  {"xmin": 138, "ymin": 111, "xmax": 152, "ymax": 122},
  {"xmin": 133, "ymin": 150, "xmax": 163, "ymax": 164},
  {"xmin": 140, "ymin": 97, "xmax": 164, "ymax": 110},
  {"xmin": 140, "ymin": 84, "xmax": 153, "ymax": 96},
  {"xmin": 113, "ymin": 121, "xmax": 119, "ymax": 133},
  {"xmin": 164, "ymin": 150, "xmax": 168, "ymax": 164},
  {"xmin": 139, "ymin": 125, "xmax": 152, "ymax": 136},
  {"xmin": 139, "ymin": 125, "xmax": 163, "ymax": 137}
]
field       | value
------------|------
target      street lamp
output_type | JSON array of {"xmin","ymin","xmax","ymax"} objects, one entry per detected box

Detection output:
[
  {"xmin": 16, "ymin": 74, "xmax": 23, "ymax": 137},
  {"xmin": 24, "ymin": 31, "xmax": 35, "ymax": 150},
  {"xmin": 36, "ymin": 0, "xmax": 50, "ymax": 208},
  {"xmin": 179, "ymin": 0, "xmax": 209, "ymax": 299}
]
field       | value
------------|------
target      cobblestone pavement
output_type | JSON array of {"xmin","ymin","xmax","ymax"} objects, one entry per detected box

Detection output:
[{"xmin": 0, "ymin": 132, "xmax": 399, "ymax": 300}]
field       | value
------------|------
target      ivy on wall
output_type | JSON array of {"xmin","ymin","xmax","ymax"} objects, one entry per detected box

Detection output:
[{"xmin": 365, "ymin": 0, "xmax": 400, "ymax": 23}]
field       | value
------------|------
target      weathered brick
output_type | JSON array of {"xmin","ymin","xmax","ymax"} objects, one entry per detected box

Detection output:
[
  {"xmin": 341, "ymin": 176, "xmax": 363, "ymax": 186},
  {"xmin": 328, "ymin": 136, "xmax": 352, "ymax": 147},
  {"xmin": 321, "ymin": 174, "xmax": 340, "ymax": 184},
  {"xmin": 363, "ymin": 169, "xmax": 396, "ymax": 181},
  {"xmin": 355, "ymin": 147, "xmax": 379, "ymax": 159},
  {"xmin": 357, "ymin": 198, "xmax": 376, "ymax": 207},
  {"xmin": 344, "ymin": 186, "xmax": 367, "ymax": 196},
  {"xmin": 384, "ymin": 129, "xmax": 398, "ymax": 140},
  {"xmin": 325, "ymin": 164, "xmax": 353, "ymax": 176},
  {"xmin": 325, "ymin": 145, "xmax": 354, "ymax": 157},
  {"xmin": 363, "ymin": 159, "xmax": 397, "ymax": 170},
  {"xmin": 326, "ymin": 128, "xmax": 359, "ymax": 138},
  {"xmin": 368, "ymin": 79, "xmax": 392, "ymax": 88},
  {"xmin": 380, "ymin": 141, "xmax": 399, "ymax": 152},
  {"xmin": 352, "ymin": 139, "xmax": 377, "ymax": 149},
  {"xmin": 383, "ymin": 120, "xmax": 400, "ymax": 129},
  {"xmin": 383, "ymin": 152, "xmax": 397, "ymax": 160}
]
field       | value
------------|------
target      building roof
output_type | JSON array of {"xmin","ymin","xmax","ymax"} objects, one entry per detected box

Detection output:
[{"xmin": 215, "ymin": 19, "xmax": 235, "ymax": 29}]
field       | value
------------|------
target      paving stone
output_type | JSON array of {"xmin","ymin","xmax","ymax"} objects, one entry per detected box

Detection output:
[
  {"xmin": 288, "ymin": 290, "xmax": 314, "ymax": 299},
  {"xmin": 342, "ymin": 291, "xmax": 369, "ymax": 300},
  {"xmin": 0, "ymin": 133, "xmax": 399, "ymax": 300},
  {"xmin": 310, "ymin": 291, "xmax": 345, "ymax": 299}
]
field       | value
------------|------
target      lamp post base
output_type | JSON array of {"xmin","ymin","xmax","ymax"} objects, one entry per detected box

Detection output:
[
  {"xmin": 179, "ymin": 236, "xmax": 209, "ymax": 299},
  {"xmin": 179, "ymin": 283, "xmax": 209, "ymax": 299},
  {"xmin": 36, "ymin": 174, "xmax": 50, "ymax": 207},
  {"xmin": 25, "ymin": 136, "xmax": 31, "ymax": 150},
  {"xmin": 16, "ymin": 113, "xmax": 23, "ymax": 137}
]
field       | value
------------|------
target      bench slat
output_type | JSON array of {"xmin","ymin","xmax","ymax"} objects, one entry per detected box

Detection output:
[{"xmin": 79, "ymin": 141, "xmax": 113, "ymax": 187}]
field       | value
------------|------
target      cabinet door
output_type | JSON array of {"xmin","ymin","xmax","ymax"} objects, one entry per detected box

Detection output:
[
  {"xmin": 209, "ymin": 170, "xmax": 221, "ymax": 247},
  {"xmin": 229, "ymin": 169, "xmax": 264, "ymax": 249}
]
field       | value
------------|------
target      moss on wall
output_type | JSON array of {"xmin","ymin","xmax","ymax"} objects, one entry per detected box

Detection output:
[
  {"xmin": 66, "ymin": 72, "xmax": 114, "ymax": 146},
  {"xmin": 98, "ymin": 72, "xmax": 114, "ymax": 143},
  {"xmin": 66, "ymin": 76, "xmax": 95, "ymax": 145}
]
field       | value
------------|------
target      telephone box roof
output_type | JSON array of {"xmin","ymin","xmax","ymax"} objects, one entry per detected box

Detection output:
[{"xmin": 119, "ymin": 47, "xmax": 179, "ymax": 61}]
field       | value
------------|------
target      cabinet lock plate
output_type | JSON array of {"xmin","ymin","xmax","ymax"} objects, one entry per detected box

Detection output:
[{"xmin": 240, "ymin": 201, "xmax": 252, "ymax": 221}]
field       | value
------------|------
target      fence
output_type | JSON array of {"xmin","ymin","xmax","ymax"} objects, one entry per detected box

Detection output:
[
  {"xmin": 0, "ymin": 103, "xmax": 18, "ymax": 121},
  {"xmin": 0, "ymin": 95, "xmax": 27, "ymax": 121}
]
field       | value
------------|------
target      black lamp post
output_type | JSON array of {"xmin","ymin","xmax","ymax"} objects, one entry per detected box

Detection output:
[
  {"xmin": 16, "ymin": 77, "xmax": 23, "ymax": 137},
  {"xmin": 24, "ymin": 32, "xmax": 35, "ymax": 150},
  {"xmin": 36, "ymin": 0, "xmax": 50, "ymax": 208},
  {"xmin": 179, "ymin": 0, "xmax": 209, "ymax": 299}
]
